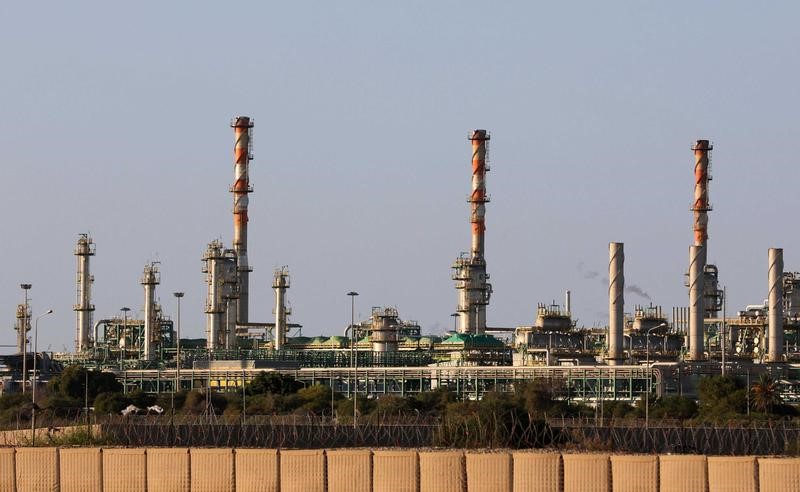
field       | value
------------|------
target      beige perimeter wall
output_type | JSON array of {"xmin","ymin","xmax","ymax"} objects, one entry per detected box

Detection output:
[{"xmin": 0, "ymin": 448, "xmax": 798, "ymax": 491}]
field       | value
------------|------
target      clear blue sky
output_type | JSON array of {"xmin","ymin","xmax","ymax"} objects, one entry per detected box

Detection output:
[{"xmin": 1, "ymin": 2, "xmax": 799, "ymax": 352}]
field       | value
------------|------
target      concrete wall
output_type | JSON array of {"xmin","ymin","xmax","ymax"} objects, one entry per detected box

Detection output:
[{"xmin": 0, "ymin": 448, "xmax": 798, "ymax": 491}]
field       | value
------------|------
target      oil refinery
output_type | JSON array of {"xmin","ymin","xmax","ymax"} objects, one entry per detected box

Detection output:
[{"xmin": 4, "ymin": 118, "xmax": 800, "ymax": 405}]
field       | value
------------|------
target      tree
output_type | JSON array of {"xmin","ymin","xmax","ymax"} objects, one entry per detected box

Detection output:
[
  {"xmin": 245, "ymin": 372, "xmax": 302, "ymax": 396},
  {"xmin": 751, "ymin": 374, "xmax": 783, "ymax": 414},
  {"xmin": 48, "ymin": 366, "xmax": 122, "ymax": 402},
  {"xmin": 697, "ymin": 375, "xmax": 747, "ymax": 419}
]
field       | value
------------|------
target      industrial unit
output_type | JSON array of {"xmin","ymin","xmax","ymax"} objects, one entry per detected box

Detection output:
[{"xmin": 5, "ymin": 120, "xmax": 800, "ymax": 405}]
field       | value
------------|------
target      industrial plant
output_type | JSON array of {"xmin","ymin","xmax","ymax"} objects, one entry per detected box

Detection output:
[{"xmin": 4, "ymin": 118, "xmax": 800, "ymax": 406}]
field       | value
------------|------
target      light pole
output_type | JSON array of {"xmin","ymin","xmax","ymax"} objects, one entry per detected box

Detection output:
[
  {"xmin": 347, "ymin": 291, "xmax": 359, "ymax": 427},
  {"xmin": 20, "ymin": 284, "xmax": 31, "ymax": 394},
  {"xmin": 645, "ymin": 322, "xmax": 668, "ymax": 428},
  {"xmin": 173, "ymin": 293, "xmax": 184, "ymax": 395},
  {"xmin": 31, "ymin": 309, "xmax": 54, "ymax": 445}
]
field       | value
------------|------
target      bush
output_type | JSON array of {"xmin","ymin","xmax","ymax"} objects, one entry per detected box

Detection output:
[
  {"xmin": 126, "ymin": 389, "xmax": 156, "ymax": 409},
  {"xmin": 181, "ymin": 390, "xmax": 227, "ymax": 415},
  {"xmin": 370, "ymin": 395, "xmax": 414, "ymax": 417},
  {"xmin": 282, "ymin": 384, "xmax": 336, "ymax": 415},
  {"xmin": 603, "ymin": 401, "xmax": 636, "ymax": 419},
  {"xmin": 94, "ymin": 392, "xmax": 131, "ymax": 415},
  {"xmin": 411, "ymin": 387, "xmax": 457, "ymax": 415},
  {"xmin": 646, "ymin": 396, "xmax": 698, "ymax": 420},
  {"xmin": 244, "ymin": 393, "xmax": 277, "ymax": 415},
  {"xmin": 336, "ymin": 396, "xmax": 376, "ymax": 420}
]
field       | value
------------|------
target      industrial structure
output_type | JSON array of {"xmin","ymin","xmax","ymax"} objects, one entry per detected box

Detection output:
[
  {"xmin": 231, "ymin": 116, "xmax": 254, "ymax": 328},
  {"xmin": 73, "ymin": 234, "xmax": 95, "ymax": 352},
  {"xmin": 452, "ymin": 130, "xmax": 492, "ymax": 335},
  {"xmin": 5, "ymin": 121, "xmax": 800, "ymax": 408}
]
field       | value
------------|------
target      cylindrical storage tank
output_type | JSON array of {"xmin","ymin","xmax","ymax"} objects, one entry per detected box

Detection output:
[
  {"xmin": 607, "ymin": 242, "xmax": 625, "ymax": 365},
  {"xmin": 688, "ymin": 245, "xmax": 706, "ymax": 360},
  {"xmin": 768, "ymin": 247, "xmax": 784, "ymax": 362},
  {"xmin": 535, "ymin": 314, "xmax": 571, "ymax": 332}
]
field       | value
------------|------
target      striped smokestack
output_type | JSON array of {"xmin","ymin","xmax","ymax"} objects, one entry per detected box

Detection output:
[
  {"xmin": 231, "ymin": 116, "xmax": 253, "ymax": 326},
  {"xmin": 453, "ymin": 130, "xmax": 493, "ymax": 334},
  {"xmin": 688, "ymin": 140, "xmax": 712, "ymax": 360},
  {"xmin": 470, "ymin": 130, "xmax": 489, "ymax": 259}
]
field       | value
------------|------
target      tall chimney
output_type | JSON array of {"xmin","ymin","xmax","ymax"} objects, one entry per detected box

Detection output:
[
  {"xmin": 607, "ymin": 242, "xmax": 624, "ymax": 365},
  {"xmin": 688, "ymin": 139, "xmax": 712, "ymax": 360},
  {"xmin": 565, "ymin": 289, "xmax": 571, "ymax": 315},
  {"xmin": 231, "ymin": 116, "xmax": 253, "ymax": 327},
  {"xmin": 141, "ymin": 262, "xmax": 160, "ymax": 360},
  {"xmin": 73, "ymin": 234, "xmax": 95, "ymax": 352},
  {"xmin": 452, "ymin": 129, "xmax": 492, "ymax": 334},
  {"xmin": 768, "ymin": 248, "xmax": 784, "ymax": 362},
  {"xmin": 273, "ymin": 267, "xmax": 290, "ymax": 350},
  {"xmin": 688, "ymin": 245, "xmax": 706, "ymax": 360}
]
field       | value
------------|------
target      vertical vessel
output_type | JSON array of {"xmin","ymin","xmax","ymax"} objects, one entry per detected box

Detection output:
[
  {"xmin": 141, "ymin": 262, "xmax": 160, "ymax": 360},
  {"xmin": 73, "ymin": 234, "xmax": 95, "ymax": 352},
  {"xmin": 15, "ymin": 303, "xmax": 30, "ymax": 355},
  {"xmin": 273, "ymin": 267, "xmax": 290, "ymax": 350},
  {"xmin": 202, "ymin": 240, "xmax": 238, "ymax": 350}
]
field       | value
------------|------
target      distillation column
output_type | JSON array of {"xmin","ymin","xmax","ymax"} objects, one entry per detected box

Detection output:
[
  {"xmin": 688, "ymin": 140, "xmax": 712, "ymax": 360},
  {"xmin": 141, "ymin": 262, "xmax": 160, "ymax": 360},
  {"xmin": 15, "ymin": 303, "xmax": 30, "ymax": 354},
  {"xmin": 231, "ymin": 116, "xmax": 254, "ymax": 327},
  {"xmin": 202, "ymin": 240, "xmax": 238, "ymax": 350},
  {"xmin": 273, "ymin": 267, "xmax": 290, "ymax": 350},
  {"xmin": 768, "ymin": 248, "xmax": 784, "ymax": 362},
  {"xmin": 73, "ymin": 234, "xmax": 95, "ymax": 352},
  {"xmin": 453, "ymin": 129, "xmax": 492, "ymax": 334},
  {"xmin": 607, "ymin": 242, "xmax": 625, "ymax": 365}
]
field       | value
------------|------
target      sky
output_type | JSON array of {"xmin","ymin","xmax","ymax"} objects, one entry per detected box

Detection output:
[{"xmin": 1, "ymin": 2, "xmax": 799, "ymax": 353}]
